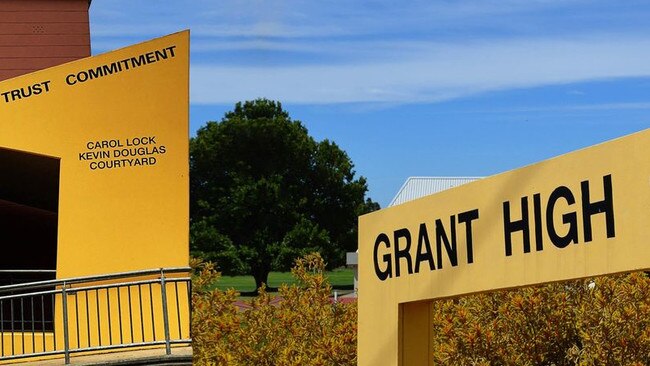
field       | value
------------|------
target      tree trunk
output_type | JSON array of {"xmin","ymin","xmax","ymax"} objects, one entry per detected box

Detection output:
[{"xmin": 253, "ymin": 268, "xmax": 270, "ymax": 294}]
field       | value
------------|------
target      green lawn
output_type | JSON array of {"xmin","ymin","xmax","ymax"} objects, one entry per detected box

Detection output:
[{"xmin": 215, "ymin": 268, "xmax": 354, "ymax": 293}]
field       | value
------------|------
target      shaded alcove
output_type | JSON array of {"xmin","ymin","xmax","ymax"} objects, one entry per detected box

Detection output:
[{"xmin": 0, "ymin": 147, "xmax": 59, "ymax": 331}]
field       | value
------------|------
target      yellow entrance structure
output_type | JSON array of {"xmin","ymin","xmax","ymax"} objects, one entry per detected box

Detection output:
[
  {"xmin": 0, "ymin": 31, "xmax": 190, "ymax": 363},
  {"xmin": 358, "ymin": 129, "xmax": 650, "ymax": 365}
]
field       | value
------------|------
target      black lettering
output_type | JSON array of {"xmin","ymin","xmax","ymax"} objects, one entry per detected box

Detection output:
[
  {"xmin": 582, "ymin": 175, "xmax": 615, "ymax": 242},
  {"xmin": 131, "ymin": 55, "xmax": 146, "ymax": 67},
  {"xmin": 77, "ymin": 71, "xmax": 88, "ymax": 83},
  {"xmin": 503, "ymin": 197, "xmax": 530, "ymax": 256},
  {"xmin": 88, "ymin": 67, "xmax": 102, "ymax": 80},
  {"xmin": 373, "ymin": 233, "xmax": 391, "ymax": 281},
  {"xmin": 436, "ymin": 216, "xmax": 457, "ymax": 268},
  {"xmin": 155, "ymin": 49, "xmax": 168, "ymax": 60},
  {"xmin": 166, "ymin": 45, "xmax": 176, "ymax": 57},
  {"xmin": 394, "ymin": 228, "xmax": 413, "ymax": 277},
  {"xmin": 20, "ymin": 86, "xmax": 32, "ymax": 98},
  {"xmin": 458, "ymin": 209, "xmax": 479, "ymax": 264},
  {"xmin": 414, "ymin": 223, "xmax": 435, "ymax": 273},
  {"xmin": 533, "ymin": 193, "xmax": 544, "ymax": 251},
  {"xmin": 120, "ymin": 59, "xmax": 131, "ymax": 70},
  {"xmin": 102, "ymin": 63, "xmax": 120, "ymax": 76},
  {"xmin": 546, "ymin": 186, "xmax": 578, "ymax": 248},
  {"xmin": 66, "ymin": 74, "xmax": 77, "ymax": 85},
  {"xmin": 67, "ymin": 46, "xmax": 175, "ymax": 87}
]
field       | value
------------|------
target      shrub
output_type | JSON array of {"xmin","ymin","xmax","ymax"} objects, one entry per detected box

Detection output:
[
  {"xmin": 432, "ymin": 272, "xmax": 650, "ymax": 366},
  {"xmin": 191, "ymin": 253, "xmax": 357, "ymax": 366},
  {"xmin": 192, "ymin": 254, "xmax": 650, "ymax": 365},
  {"xmin": 569, "ymin": 272, "xmax": 650, "ymax": 365}
]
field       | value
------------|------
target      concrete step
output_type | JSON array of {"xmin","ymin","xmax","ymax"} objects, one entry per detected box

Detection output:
[{"xmin": 16, "ymin": 346, "xmax": 192, "ymax": 366}]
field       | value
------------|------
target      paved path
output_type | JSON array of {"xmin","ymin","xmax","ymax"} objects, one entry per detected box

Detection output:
[
  {"xmin": 233, "ymin": 293, "xmax": 356, "ymax": 310},
  {"xmin": 15, "ymin": 346, "xmax": 192, "ymax": 366}
]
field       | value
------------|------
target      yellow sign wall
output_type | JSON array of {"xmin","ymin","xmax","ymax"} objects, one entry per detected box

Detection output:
[
  {"xmin": 0, "ymin": 31, "xmax": 189, "ymax": 278},
  {"xmin": 359, "ymin": 129, "xmax": 650, "ymax": 365}
]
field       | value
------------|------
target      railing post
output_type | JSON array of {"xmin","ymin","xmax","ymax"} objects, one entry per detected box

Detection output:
[
  {"xmin": 61, "ymin": 283, "xmax": 71, "ymax": 365},
  {"xmin": 160, "ymin": 269, "xmax": 171, "ymax": 355},
  {"xmin": 0, "ymin": 267, "xmax": 191, "ymax": 363}
]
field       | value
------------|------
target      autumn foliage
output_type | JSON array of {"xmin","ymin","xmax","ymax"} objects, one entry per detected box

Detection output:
[
  {"xmin": 432, "ymin": 272, "xmax": 650, "ymax": 366},
  {"xmin": 191, "ymin": 253, "xmax": 357, "ymax": 366},
  {"xmin": 192, "ymin": 254, "xmax": 650, "ymax": 366}
]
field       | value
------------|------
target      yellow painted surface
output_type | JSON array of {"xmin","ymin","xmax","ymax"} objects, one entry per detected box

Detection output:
[
  {"xmin": 0, "ymin": 279, "xmax": 189, "ymax": 358},
  {"xmin": 50, "ymin": 281, "xmax": 190, "ymax": 351},
  {"xmin": 0, "ymin": 31, "xmax": 190, "ymax": 362},
  {"xmin": 358, "ymin": 129, "xmax": 650, "ymax": 365},
  {"xmin": 0, "ymin": 31, "xmax": 189, "ymax": 278},
  {"xmin": 1, "ymin": 333, "xmax": 55, "ymax": 357},
  {"xmin": 399, "ymin": 301, "xmax": 433, "ymax": 366}
]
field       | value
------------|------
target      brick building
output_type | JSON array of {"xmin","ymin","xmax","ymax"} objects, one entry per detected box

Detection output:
[{"xmin": 0, "ymin": 0, "xmax": 91, "ymax": 81}]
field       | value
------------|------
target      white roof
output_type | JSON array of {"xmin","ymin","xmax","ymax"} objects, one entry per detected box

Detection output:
[{"xmin": 389, "ymin": 177, "xmax": 481, "ymax": 207}]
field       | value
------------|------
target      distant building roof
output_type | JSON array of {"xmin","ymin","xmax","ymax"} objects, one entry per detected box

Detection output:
[{"xmin": 389, "ymin": 177, "xmax": 481, "ymax": 207}]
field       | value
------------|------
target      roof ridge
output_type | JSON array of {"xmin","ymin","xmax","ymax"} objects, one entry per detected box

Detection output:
[
  {"xmin": 388, "ymin": 176, "xmax": 482, "ymax": 207},
  {"xmin": 406, "ymin": 176, "xmax": 483, "ymax": 180}
]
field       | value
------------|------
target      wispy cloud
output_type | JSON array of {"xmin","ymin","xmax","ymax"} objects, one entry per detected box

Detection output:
[
  {"xmin": 445, "ymin": 101, "xmax": 650, "ymax": 116},
  {"xmin": 555, "ymin": 102, "xmax": 650, "ymax": 111},
  {"xmin": 190, "ymin": 36, "xmax": 650, "ymax": 104},
  {"xmin": 90, "ymin": 0, "xmax": 605, "ymax": 40},
  {"xmin": 89, "ymin": 1, "xmax": 650, "ymax": 106}
]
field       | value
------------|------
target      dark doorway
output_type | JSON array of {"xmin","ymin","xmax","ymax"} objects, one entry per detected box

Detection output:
[{"xmin": 0, "ymin": 147, "xmax": 59, "ymax": 331}]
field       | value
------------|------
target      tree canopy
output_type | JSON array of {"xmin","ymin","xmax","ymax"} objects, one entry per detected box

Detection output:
[{"xmin": 190, "ymin": 99, "xmax": 378, "ymax": 289}]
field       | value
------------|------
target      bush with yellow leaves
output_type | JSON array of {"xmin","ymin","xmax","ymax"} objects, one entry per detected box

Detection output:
[
  {"xmin": 191, "ymin": 253, "xmax": 357, "ymax": 366},
  {"xmin": 431, "ymin": 272, "xmax": 650, "ymax": 366},
  {"xmin": 193, "ymin": 253, "xmax": 650, "ymax": 366}
]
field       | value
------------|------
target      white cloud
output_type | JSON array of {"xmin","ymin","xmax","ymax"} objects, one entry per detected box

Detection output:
[
  {"xmin": 460, "ymin": 102, "xmax": 650, "ymax": 115},
  {"xmin": 90, "ymin": 0, "xmax": 597, "ymax": 40},
  {"xmin": 91, "ymin": 22, "xmax": 352, "ymax": 39},
  {"xmin": 192, "ymin": 23, "xmax": 353, "ymax": 38},
  {"xmin": 559, "ymin": 102, "xmax": 650, "ymax": 111},
  {"xmin": 88, "ymin": 1, "xmax": 650, "ymax": 106},
  {"xmin": 190, "ymin": 36, "xmax": 650, "ymax": 104}
]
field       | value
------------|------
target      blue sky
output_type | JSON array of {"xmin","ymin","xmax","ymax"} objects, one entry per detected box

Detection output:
[{"xmin": 90, "ymin": 1, "xmax": 650, "ymax": 207}]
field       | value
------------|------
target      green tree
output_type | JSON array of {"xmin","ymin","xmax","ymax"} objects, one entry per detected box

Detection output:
[{"xmin": 190, "ymin": 99, "xmax": 378, "ymax": 289}]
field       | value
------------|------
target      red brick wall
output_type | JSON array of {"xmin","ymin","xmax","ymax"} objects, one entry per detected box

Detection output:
[{"xmin": 0, "ymin": 0, "xmax": 90, "ymax": 81}]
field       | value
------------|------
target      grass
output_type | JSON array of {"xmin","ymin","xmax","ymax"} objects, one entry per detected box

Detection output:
[{"xmin": 215, "ymin": 267, "xmax": 354, "ymax": 294}]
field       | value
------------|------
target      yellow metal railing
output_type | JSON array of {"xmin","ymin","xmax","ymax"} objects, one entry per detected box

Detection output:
[{"xmin": 0, "ymin": 268, "xmax": 191, "ymax": 364}]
